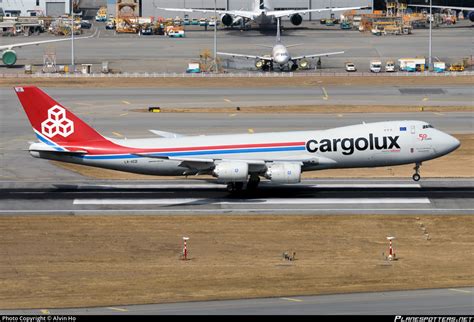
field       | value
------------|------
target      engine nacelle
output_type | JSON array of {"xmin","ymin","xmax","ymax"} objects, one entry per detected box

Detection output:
[
  {"xmin": 213, "ymin": 162, "xmax": 249, "ymax": 182},
  {"xmin": 255, "ymin": 59, "xmax": 266, "ymax": 69},
  {"xmin": 265, "ymin": 163, "xmax": 301, "ymax": 184},
  {"xmin": 2, "ymin": 49, "xmax": 17, "ymax": 66},
  {"xmin": 290, "ymin": 14, "xmax": 303, "ymax": 26},
  {"xmin": 221, "ymin": 14, "xmax": 234, "ymax": 26},
  {"xmin": 298, "ymin": 59, "xmax": 310, "ymax": 69},
  {"xmin": 468, "ymin": 11, "xmax": 474, "ymax": 23}
]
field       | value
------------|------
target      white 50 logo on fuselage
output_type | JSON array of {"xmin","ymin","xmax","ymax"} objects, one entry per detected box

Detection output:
[
  {"xmin": 306, "ymin": 134, "xmax": 401, "ymax": 155},
  {"xmin": 41, "ymin": 105, "xmax": 74, "ymax": 138}
]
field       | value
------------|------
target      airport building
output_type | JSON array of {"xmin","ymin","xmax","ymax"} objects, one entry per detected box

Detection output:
[
  {"xmin": 107, "ymin": 1, "xmax": 373, "ymax": 21},
  {"xmin": 0, "ymin": 0, "xmax": 72, "ymax": 17}
]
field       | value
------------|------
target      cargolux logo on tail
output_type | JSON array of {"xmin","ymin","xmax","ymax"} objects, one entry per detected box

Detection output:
[{"xmin": 41, "ymin": 105, "xmax": 74, "ymax": 138}]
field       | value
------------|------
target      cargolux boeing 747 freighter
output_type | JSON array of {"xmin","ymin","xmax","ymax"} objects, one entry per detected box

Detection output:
[{"xmin": 16, "ymin": 86, "xmax": 460, "ymax": 192}]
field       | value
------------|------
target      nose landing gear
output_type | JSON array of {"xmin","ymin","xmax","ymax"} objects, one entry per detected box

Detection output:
[{"xmin": 412, "ymin": 162, "xmax": 422, "ymax": 181}]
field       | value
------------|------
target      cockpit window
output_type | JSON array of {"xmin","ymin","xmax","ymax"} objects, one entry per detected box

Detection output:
[{"xmin": 423, "ymin": 124, "xmax": 434, "ymax": 129}]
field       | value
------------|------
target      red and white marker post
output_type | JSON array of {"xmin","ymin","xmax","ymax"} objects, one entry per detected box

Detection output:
[
  {"xmin": 182, "ymin": 237, "xmax": 189, "ymax": 260},
  {"xmin": 387, "ymin": 236, "xmax": 396, "ymax": 261}
]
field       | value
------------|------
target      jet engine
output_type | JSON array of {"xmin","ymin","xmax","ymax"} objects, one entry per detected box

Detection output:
[
  {"xmin": 290, "ymin": 14, "xmax": 303, "ymax": 26},
  {"xmin": 213, "ymin": 162, "xmax": 249, "ymax": 182},
  {"xmin": 264, "ymin": 163, "xmax": 301, "ymax": 184},
  {"xmin": 255, "ymin": 60, "xmax": 266, "ymax": 69},
  {"xmin": 2, "ymin": 50, "xmax": 17, "ymax": 66},
  {"xmin": 298, "ymin": 59, "xmax": 310, "ymax": 70},
  {"xmin": 468, "ymin": 11, "xmax": 474, "ymax": 22},
  {"xmin": 221, "ymin": 14, "xmax": 234, "ymax": 26}
]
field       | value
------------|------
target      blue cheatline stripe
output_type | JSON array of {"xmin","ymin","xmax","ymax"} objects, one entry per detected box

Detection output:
[
  {"xmin": 81, "ymin": 146, "xmax": 306, "ymax": 160},
  {"xmin": 34, "ymin": 132, "xmax": 65, "ymax": 152}
]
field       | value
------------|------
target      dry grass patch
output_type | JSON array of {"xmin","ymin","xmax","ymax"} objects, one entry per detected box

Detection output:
[
  {"xmin": 0, "ymin": 215, "xmax": 472, "ymax": 309},
  {"xmin": 1, "ymin": 75, "xmax": 473, "ymax": 88}
]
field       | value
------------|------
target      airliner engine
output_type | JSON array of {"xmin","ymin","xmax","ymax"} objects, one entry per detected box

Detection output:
[
  {"xmin": 468, "ymin": 11, "xmax": 474, "ymax": 22},
  {"xmin": 290, "ymin": 14, "xmax": 303, "ymax": 26},
  {"xmin": 221, "ymin": 14, "xmax": 234, "ymax": 26},
  {"xmin": 213, "ymin": 162, "xmax": 249, "ymax": 182},
  {"xmin": 265, "ymin": 163, "xmax": 301, "ymax": 184},
  {"xmin": 2, "ymin": 50, "xmax": 17, "ymax": 66}
]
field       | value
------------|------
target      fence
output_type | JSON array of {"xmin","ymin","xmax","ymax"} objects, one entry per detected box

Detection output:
[{"xmin": 1, "ymin": 71, "xmax": 473, "ymax": 78}]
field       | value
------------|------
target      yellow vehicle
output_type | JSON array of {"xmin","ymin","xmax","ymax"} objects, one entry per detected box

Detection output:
[{"xmin": 448, "ymin": 64, "xmax": 465, "ymax": 72}]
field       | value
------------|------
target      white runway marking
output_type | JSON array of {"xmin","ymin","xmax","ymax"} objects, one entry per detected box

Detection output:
[
  {"xmin": 310, "ymin": 184, "xmax": 421, "ymax": 188},
  {"xmin": 73, "ymin": 198, "xmax": 430, "ymax": 205},
  {"xmin": 84, "ymin": 183, "xmax": 420, "ymax": 189}
]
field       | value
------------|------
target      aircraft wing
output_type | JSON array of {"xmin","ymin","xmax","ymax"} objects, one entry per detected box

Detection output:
[
  {"xmin": 156, "ymin": 7, "xmax": 256, "ymax": 20},
  {"xmin": 217, "ymin": 52, "xmax": 271, "ymax": 61},
  {"xmin": 408, "ymin": 5, "xmax": 474, "ymax": 11},
  {"xmin": 292, "ymin": 51, "xmax": 344, "ymax": 60},
  {"xmin": 0, "ymin": 29, "xmax": 98, "ymax": 51},
  {"xmin": 268, "ymin": 6, "xmax": 369, "ymax": 18},
  {"xmin": 132, "ymin": 154, "xmax": 336, "ymax": 169}
]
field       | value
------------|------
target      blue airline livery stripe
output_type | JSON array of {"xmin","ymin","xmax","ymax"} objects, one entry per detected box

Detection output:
[
  {"xmin": 34, "ymin": 131, "xmax": 65, "ymax": 151},
  {"xmin": 80, "ymin": 146, "xmax": 306, "ymax": 160}
]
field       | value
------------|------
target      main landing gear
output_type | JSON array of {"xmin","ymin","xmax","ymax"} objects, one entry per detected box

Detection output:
[
  {"xmin": 226, "ymin": 182, "xmax": 244, "ymax": 193},
  {"xmin": 226, "ymin": 176, "xmax": 261, "ymax": 193},
  {"xmin": 412, "ymin": 162, "xmax": 422, "ymax": 182}
]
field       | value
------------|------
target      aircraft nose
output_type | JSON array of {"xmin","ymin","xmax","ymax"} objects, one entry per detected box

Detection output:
[{"xmin": 441, "ymin": 133, "xmax": 461, "ymax": 154}]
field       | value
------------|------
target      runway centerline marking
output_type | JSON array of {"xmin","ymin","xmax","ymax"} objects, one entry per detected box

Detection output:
[
  {"xmin": 449, "ymin": 289, "xmax": 472, "ymax": 294},
  {"xmin": 322, "ymin": 87, "xmax": 329, "ymax": 100},
  {"xmin": 280, "ymin": 297, "xmax": 303, "ymax": 302},
  {"xmin": 73, "ymin": 198, "xmax": 431, "ymax": 206},
  {"xmin": 107, "ymin": 307, "xmax": 129, "ymax": 312}
]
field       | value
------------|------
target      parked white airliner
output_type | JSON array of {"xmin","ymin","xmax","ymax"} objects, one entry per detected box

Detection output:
[
  {"xmin": 218, "ymin": 18, "xmax": 343, "ymax": 71},
  {"xmin": 155, "ymin": 0, "xmax": 368, "ymax": 29},
  {"xmin": 16, "ymin": 86, "xmax": 460, "ymax": 192}
]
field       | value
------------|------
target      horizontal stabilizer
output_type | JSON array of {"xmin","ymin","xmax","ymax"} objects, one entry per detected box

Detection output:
[{"xmin": 29, "ymin": 143, "xmax": 87, "ymax": 155}]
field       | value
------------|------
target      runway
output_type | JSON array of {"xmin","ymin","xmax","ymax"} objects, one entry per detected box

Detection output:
[
  {"xmin": 1, "ymin": 287, "xmax": 472, "ymax": 315},
  {"xmin": 1, "ymin": 179, "xmax": 472, "ymax": 215}
]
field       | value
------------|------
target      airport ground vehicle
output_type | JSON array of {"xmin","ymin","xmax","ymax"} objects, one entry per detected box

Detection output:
[
  {"xmin": 345, "ymin": 62, "xmax": 357, "ymax": 72},
  {"xmin": 199, "ymin": 18, "xmax": 208, "ymax": 26},
  {"xmin": 385, "ymin": 60, "xmax": 396, "ymax": 72},
  {"xmin": 399, "ymin": 58, "xmax": 426, "ymax": 72},
  {"xmin": 81, "ymin": 20, "xmax": 92, "ymax": 29},
  {"xmin": 15, "ymin": 86, "xmax": 460, "ymax": 192},
  {"xmin": 370, "ymin": 60, "xmax": 382, "ymax": 73},
  {"xmin": 434, "ymin": 62, "xmax": 446, "ymax": 73},
  {"xmin": 186, "ymin": 63, "xmax": 201, "ymax": 73},
  {"xmin": 449, "ymin": 63, "xmax": 465, "ymax": 72}
]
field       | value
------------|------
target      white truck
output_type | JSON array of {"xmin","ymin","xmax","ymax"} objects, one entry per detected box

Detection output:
[
  {"xmin": 370, "ymin": 60, "xmax": 382, "ymax": 73},
  {"xmin": 385, "ymin": 60, "xmax": 396, "ymax": 72}
]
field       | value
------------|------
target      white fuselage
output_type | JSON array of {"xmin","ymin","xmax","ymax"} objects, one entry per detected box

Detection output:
[
  {"xmin": 250, "ymin": 0, "xmax": 275, "ymax": 26},
  {"xmin": 272, "ymin": 43, "xmax": 291, "ymax": 66},
  {"xmin": 32, "ymin": 121, "xmax": 460, "ymax": 178}
]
